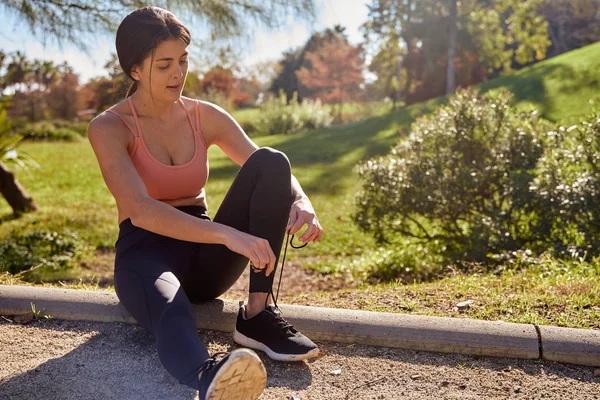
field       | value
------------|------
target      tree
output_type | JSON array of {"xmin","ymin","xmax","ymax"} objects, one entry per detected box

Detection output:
[
  {"xmin": 446, "ymin": 0, "xmax": 457, "ymax": 94},
  {"xmin": 0, "ymin": 99, "xmax": 38, "ymax": 214},
  {"xmin": 270, "ymin": 26, "xmax": 349, "ymax": 103},
  {"xmin": 0, "ymin": 0, "xmax": 316, "ymax": 50},
  {"xmin": 362, "ymin": 0, "xmax": 419, "ymax": 108},
  {"xmin": 28, "ymin": 59, "xmax": 58, "ymax": 120},
  {"xmin": 80, "ymin": 52, "xmax": 131, "ymax": 113},
  {"xmin": 296, "ymin": 40, "xmax": 365, "ymax": 121},
  {"xmin": 363, "ymin": 0, "xmax": 551, "ymax": 100},
  {"xmin": 465, "ymin": 0, "xmax": 550, "ymax": 74},
  {"xmin": 541, "ymin": 0, "xmax": 600, "ymax": 58},
  {"xmin": 237, "ymin": 60, "xmax": 281, "ymax": 107},
  {"xmin": 46, "ymin": 63, "xmax": 80, "ymax": 120},
  {"xmin": 4, "ymin": 51, "xmax": 32, "ymax": 96},
  {"xmin": 199, "ymin": 67, "xmax": 251, "ymax": 108}
]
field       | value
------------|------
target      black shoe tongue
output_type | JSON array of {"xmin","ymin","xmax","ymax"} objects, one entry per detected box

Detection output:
[{"xmin": 266, "ymin": 305, "xmax": 280, "ymax": 315}]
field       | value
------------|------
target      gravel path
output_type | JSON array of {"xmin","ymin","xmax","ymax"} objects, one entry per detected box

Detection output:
[{"xmin": 1, "ymin": 318, "xmax": 599, "ymax": 400}]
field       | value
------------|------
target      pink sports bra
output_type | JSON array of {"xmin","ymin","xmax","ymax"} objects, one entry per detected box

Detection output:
[{"xmin": 105, "ymin": 97, "xmax": 209, "ymax": 201}]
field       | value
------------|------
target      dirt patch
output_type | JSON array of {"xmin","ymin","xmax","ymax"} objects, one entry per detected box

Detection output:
[
  {"xmin": 67, "ymin": 251, "xmax": 355, "ymax": 299},
  {"xmin": 221, "ymin": 257, "xmax": 356, "ymax": 301},
  {"xmin": 1, "ymin": 318, "xmax": 599, "ymax": 399}
]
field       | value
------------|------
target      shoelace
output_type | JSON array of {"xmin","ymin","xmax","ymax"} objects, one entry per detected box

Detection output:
[{"xmin": 250, "ymin": 232, "xmax": 307, "ymax": 311}]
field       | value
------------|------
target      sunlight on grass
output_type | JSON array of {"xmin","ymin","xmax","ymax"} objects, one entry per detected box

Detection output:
[{"xmin": 288, "ymin": 257, "xmax": 600, "ymax": 329}]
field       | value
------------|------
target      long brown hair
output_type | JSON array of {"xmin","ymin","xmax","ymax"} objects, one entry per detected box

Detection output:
[{"xmin": 115, "ymin": 6, "xmax": 191, "ymax": 98}]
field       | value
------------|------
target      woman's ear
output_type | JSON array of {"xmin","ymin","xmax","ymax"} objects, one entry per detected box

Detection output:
[{"xmin": 130, "ymin": 65, "xmax": 140, "ymax": 81}]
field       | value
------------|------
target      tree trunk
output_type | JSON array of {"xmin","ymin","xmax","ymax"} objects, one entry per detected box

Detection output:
[
  {"xmin": 446, "ymin": 0, "xmax": 457, "ymax": 94},
  {"xmin": 0, "ymin": 161, "xmax": 38, "ymax": 214},
  {"xmin": 403, "ymin": 0, "xmax": 414, "ymax": 104},
  {"xmin": 404, "ymin": 39, "xmax": 413, "ymax": 104},
  {"xmin": 396, "ymin": 50, "xmax": 403, "ymax": 110}
]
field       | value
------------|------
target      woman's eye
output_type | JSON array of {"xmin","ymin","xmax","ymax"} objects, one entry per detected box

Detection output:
[{"xmin": 159, "ymin": 60, "xmax": 187, "ymax": 70}]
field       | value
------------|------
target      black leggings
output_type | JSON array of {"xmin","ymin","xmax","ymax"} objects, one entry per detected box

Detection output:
[{"xmin": 113, "ymin": 147, "xmax": 294, "ymax": 390}]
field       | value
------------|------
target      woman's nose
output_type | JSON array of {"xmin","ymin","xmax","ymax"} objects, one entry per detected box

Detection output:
[{"xmin": 175, "ymin": 64, "xmax": 184, "ymax": 77}]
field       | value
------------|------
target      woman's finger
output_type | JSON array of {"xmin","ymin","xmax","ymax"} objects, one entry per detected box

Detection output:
[
  {"xmin": 252, "ymin": 238, "xmax": 269, "ymax": 268},
  {"xmin": 300, "ymin": 223, "xmax": 319, "ymax": 242},
  {"xmin": 261, "ymin": 239, "xmax": 276, "ymax": 276},
  {"xmin": 288, "ymin": 213, "xmax": 306, "ymax": 235},
  {"xmin": 287, "ymin": 208, "xmax": 299, "ymax": 232},
  {"xmin": 315, "ymin": 226, "xmax": 324, "ymax": 242},
  {"xmin": 305, "ymin": 224, "xmax": 322, "ymax": 243},
  {"xmin": 249, "ymin": 250, "xmax": 263, "ymax": 272},
  {"xmin": 309, "ymin": 221, "xmax": 324, "ymax": 242}
]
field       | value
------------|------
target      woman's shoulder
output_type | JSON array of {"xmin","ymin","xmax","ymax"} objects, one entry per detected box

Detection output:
[
  {"xmin": 180, "ymin": 96, "xmax": 227, "ymax": 118},
  {"xmin": 94, "ymin": 96, "xmax": 140, "ymax": 125},
  {"xmin": 88, "ymin": 101, "xmax": 136, "ymax": 147}
]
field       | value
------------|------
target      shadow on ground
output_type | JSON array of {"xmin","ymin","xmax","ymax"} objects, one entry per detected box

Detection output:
[
  {"xmin": 0, "ymin": 320, "xmax": 197, "ymax": 400},
  {"xmin": 0, "ymin": 319, "xmax": 313, "ymax": 400}
]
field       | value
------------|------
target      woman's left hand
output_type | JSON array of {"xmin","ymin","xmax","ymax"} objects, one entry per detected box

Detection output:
[{"xmin": 286, "ymin": 196, "xmax": 324, "ymax": 243}]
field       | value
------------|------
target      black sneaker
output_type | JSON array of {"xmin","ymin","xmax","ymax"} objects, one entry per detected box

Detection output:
[
  {"xmin": 197, "ymin": 348, "xmax": 267, "ymax": 400},
  {"xmin": 233, "ymin": 304, "xmax": 320, "ymax": 361}
]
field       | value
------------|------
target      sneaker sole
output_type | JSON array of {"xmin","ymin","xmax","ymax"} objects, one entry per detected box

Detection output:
[
  {"xmin": 233, "ymin": 330, "xmax": 320, "ymax": 362},
  {"xmin": 205, "ymin": 348, "xmax": 267, "ymax": 400}
]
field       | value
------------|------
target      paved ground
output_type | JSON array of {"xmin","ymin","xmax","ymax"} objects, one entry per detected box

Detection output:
[{"xmin": 1, "ymin": 318, "xmax": 599, "ymax": 400}]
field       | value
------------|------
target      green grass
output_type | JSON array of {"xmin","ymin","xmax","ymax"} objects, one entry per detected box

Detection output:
[
  {"xmin": 1, "ymin": 43, "xmax": 600, "ymax": 329},
  {"xmin": 289, "ymin": 255, "xmax": 600, "ymax": 329},
  {"xmin": 231, "ymin": 108, "xmax": 260, "ymax": 126}
]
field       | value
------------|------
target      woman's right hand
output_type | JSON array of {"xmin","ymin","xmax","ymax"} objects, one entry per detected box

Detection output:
[{"xmin": 223, "ymin": 228, "xmax": 276, "ymax": 276}]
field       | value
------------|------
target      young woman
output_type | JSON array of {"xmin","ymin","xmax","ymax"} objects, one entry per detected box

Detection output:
[{"xmin": 87, "ymin": 6, "xmax": 324, "ymax": 400}]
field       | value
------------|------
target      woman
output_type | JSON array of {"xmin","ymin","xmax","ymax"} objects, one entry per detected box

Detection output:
[{"xmin": 87, "ymin": 6, "xmax": 324, "ymax": 400}]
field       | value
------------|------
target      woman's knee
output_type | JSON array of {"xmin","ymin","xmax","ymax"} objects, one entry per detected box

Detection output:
[
  {"xmin": 247, "ymin": 147, "xmax": 291, "ymax": 175},
  {"xmin": 114, "ymin": 268, "xmax": 190, "ymax": 332}
]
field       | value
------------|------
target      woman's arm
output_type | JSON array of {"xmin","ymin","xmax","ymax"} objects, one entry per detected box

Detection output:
[{"xmin": 199, "ymin": 101, "xmax": 324, "ymax": 243}]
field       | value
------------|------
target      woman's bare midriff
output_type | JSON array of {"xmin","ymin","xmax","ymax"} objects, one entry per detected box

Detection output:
[{"xmin": 117, "ymin": 195, "xmax": 208, "ymax": 225}]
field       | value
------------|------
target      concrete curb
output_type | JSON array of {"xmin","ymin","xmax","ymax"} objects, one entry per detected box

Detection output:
[{"xmin": 1, "ymin": 285, "xmax": 598, "ymax": 367}]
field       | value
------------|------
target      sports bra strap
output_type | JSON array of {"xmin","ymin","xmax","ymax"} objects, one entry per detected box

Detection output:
[
  {"xmin": 105, "ymin": 109, "xmax": 139, "ymax": 138},
  {"xmin": 126, "ymin": 97, "xmax": 143, "ymax": 137},
  {"xmin": 194, "ymin": 100, "xmax": 201, "ymax": 132},
  {"xmin": 179, "ymin": 98, "xmax": 196, "ymax": 133}
]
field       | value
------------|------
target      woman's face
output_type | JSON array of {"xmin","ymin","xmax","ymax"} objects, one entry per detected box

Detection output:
[{"xmin": 133, "ymin": 37, "xmax": 189, "ymax": 99}]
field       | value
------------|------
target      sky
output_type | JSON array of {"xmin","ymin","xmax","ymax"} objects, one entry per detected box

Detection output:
[{"xmin": 0, "ymin": 0, "xmax": 371, "ymax": 84}]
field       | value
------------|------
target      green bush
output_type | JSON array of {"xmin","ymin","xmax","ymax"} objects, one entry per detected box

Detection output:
[
  {"xmin": 49, "ymin": 120, "xmax": 89, "ymax": 136},
  {"xmin": 531, "ymin": 110, "xmax": 600, "ymax": 257},
  {"xmin": 0, "ymin": 230, "xmax": 90, "ymax": 279},
  {"xmin": 355, "ymin": 89, "xmax": 546, "ymax": 263},
  {"xmin": 254, "ymin": 91, "xmax": 333, "ymax": 135},
  {"xmin": 14, "ymin": 121, "xmax": 81, "ymax": 141}
]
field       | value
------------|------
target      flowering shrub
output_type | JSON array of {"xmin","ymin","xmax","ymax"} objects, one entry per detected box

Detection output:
[
  {"xmin": 532, "ymin": 110, "xmax": 600, "ymax": 257},
  {"xmin": 254, "ymin": 90, "xmax": 333, "ymax": 135}
]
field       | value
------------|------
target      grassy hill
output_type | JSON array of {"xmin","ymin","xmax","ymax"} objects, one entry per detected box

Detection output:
[{"xmin": 477, "ymin": 41, "xmax": 600, "ymax": 123}]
